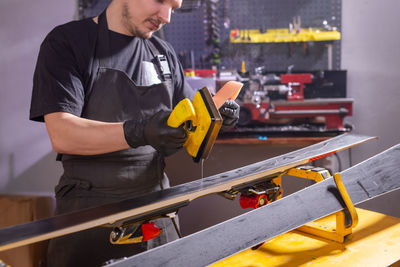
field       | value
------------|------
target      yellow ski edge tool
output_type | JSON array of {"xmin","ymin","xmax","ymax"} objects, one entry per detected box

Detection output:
[{"xmin": 167, "ymin": 87, "xmax": 222, "ymax": 162}]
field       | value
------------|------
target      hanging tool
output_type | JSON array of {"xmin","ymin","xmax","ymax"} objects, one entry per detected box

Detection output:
[
  {"xmin": 168, "ymin": 81, "xmax": 243, "ymax": 162},
  {"xmin": 293, "ymin": 16, "xmax": 301, "ymax": 33},
  {"xmin": 223, "ymin": 0, "xmax": 230, "ymax": 29},
  {"xmin": 204, "ymin": 0, "xmax": 221, "ymax": 67}
]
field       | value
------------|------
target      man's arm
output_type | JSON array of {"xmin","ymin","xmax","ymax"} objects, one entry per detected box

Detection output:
[
  {"xmin": 44, "ymin": 112, "xmax": 129, "ymax": 155},
  {"xmin": 45, "ymin": 111, "xmax": 188, "ymax": 157}
]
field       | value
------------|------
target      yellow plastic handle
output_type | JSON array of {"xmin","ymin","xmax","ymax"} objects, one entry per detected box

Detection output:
[{"xmin": 167, "ymin": 98, "xmax": 197, "ymax": 128}]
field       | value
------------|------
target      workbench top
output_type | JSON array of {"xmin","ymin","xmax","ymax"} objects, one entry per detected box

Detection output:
[{"xmin": 212, "ymin": 208, "xmax": 400, "ymax": 267}]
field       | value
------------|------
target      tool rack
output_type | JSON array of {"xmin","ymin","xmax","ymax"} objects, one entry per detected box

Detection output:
[
  {"xmin": 77, "ymin": 0, "xmax": 343, "ymax": 71},
  {"xmin": 164, "ymin": 0, "xmax": 343, "ymax": 71},
  {"xmin": 229, "ymin": 28, "xmax": 341, "ymax": 43}
]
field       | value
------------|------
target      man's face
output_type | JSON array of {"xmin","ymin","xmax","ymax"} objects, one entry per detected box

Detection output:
[{"xmin": 121, "ymin": 0, "xmax": 182, "ymax": 39}]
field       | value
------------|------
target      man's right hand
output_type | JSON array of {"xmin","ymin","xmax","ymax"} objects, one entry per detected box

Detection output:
[
  {"xmin": 123, "ymin": 110, "xmax": 187, "ymax": 156},
  {"xmin": 143, "ymin": 110, "xmax": 187, "ymax": 156}
]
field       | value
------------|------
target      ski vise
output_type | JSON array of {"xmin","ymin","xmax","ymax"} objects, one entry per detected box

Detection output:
[
  {"xmin": 106, "ymin": 201, "xmax": 188, "ymax": 244},
  {"xmin": 282, "ymin": 166, "xmax": 359, "ymax": 243}
]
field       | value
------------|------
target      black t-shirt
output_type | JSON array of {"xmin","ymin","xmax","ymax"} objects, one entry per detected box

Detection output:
[{"xmin": 30, "ymin": 18, "xmax": 194, "ymax": 122}]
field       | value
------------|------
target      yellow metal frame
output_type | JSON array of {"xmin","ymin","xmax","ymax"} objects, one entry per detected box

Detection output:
[
  {"xmin": 112, "ymin": 232, "xmax": 144, "ymax": 244},
  {"xmin": 230, "ymin": 28, "xmax": 341, "ymax": 43},
  {"xmin": 298, "ymin": 209, "xmax": 355, "ymax": 243},
  {"xmin": 284, "ymin": 167, "xmax": 358, "ymax": 243},
  {"xmin": 286, "ymin": 167, "xmax": 329, "ymax": 183}
]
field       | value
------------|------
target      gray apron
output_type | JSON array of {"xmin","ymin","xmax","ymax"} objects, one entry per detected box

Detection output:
[{"xmin": 47, "ymin": 10, "xmax": 179, "ymax": 267}]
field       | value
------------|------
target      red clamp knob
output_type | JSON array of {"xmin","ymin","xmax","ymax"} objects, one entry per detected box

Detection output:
[
  {"xmin": 142, "ymin": 222, "xmax": 161, "ymax": 241},
  {"xmin": 240, "ymin": 194, "xmax": 268, "ymax": 209}
]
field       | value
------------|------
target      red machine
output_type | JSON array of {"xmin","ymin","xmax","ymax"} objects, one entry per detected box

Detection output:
[
  {"xmin": 237, "ymin": 73, "xmax": 353, "ymax": 131},
  {"xmin": 281, "ymin": 73, "xmax": 312, "ymax": 101},
  {"xmin": 269, "ymin": 99, "xmax": 353, "ymax": 130}
]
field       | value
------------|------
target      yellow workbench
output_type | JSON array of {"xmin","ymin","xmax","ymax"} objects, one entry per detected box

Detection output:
[{"xmin": 212, "ymin": 208, "xmax": 400, "ymax": 266}]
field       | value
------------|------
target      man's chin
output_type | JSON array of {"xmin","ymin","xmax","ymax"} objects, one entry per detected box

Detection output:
[
  {"xmin": 137, "ymin": 30, "xmax": 154, "ymax": 39},
  {"xmin": 145, "ymin": 32, "xmax": 154, "ymax": 39}
]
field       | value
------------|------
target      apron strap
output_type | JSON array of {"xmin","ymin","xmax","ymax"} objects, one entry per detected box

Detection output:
[
  {"xmin": 97, "ymin": 9, "xmax": 113, "ymax": 68},
  {"xmin": 146, "ymin": 39, "xmax": 160, "ymax": 57},
  {"xmin": 147, "ymin": 39, "xmax": 172, "ymax": 81}
]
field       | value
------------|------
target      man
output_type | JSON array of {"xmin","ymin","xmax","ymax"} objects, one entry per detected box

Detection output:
[{"xmin": 30, "ymin": 0, "xmax": 239, "ymax": 265}]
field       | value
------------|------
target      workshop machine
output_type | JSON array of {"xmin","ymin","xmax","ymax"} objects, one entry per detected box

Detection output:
[{"xmin": 230, "ymin": 68, "xmax": 353, "ymax": 134}]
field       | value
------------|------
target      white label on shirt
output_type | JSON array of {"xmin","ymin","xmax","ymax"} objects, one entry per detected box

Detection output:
[{"xmin": 140, "ymin": 61, "xmax": 162, "ymax": 86}]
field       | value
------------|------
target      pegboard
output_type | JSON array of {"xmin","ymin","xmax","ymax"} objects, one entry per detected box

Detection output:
[{"xmin": 78, "ymin": 0, "xmax": 342, "ymax": 72}]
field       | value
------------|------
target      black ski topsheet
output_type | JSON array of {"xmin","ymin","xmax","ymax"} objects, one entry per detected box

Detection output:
[
  {"xmin": 0, "ymin": 133, "xmax": 374, "ymax": 251},
  {"xmin": 107, "ymin": 144, "xmax": 400, "ymax": 267}
]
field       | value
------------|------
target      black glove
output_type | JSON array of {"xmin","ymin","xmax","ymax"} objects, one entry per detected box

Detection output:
[
  {"xmin": 219, "ymin": 100, "xmax": 240, "ymax": 131},
  {"xmin": 123, "ymin": 110, "xmax": 187, "ymax": 156}
]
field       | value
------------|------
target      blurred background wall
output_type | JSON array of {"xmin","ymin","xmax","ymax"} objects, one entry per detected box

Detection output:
[{"xmin": 0, "ymin": 0, "xmax": 75, "ymax": 195}]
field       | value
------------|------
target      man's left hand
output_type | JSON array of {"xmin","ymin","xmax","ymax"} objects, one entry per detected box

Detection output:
[{"xmin": 219, "ymin": 100, "xmax": 240, "ymax": 131}]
